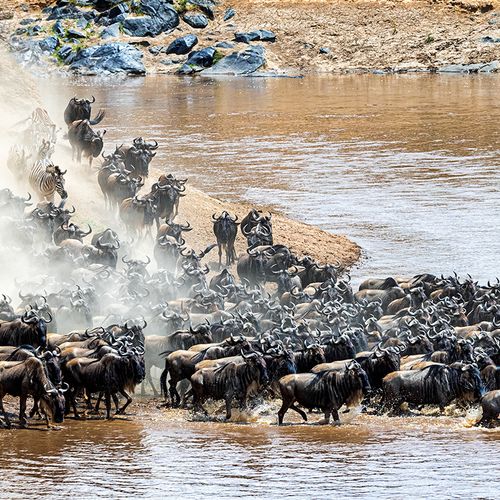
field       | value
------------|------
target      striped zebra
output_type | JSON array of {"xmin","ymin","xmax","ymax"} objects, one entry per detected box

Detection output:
[{"xmin": 28, "ymin": 158, "xmax": 67, "ymax": 206}]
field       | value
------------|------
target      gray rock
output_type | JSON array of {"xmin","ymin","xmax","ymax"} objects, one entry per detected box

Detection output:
[
  {"xmin": 481, "ymin": 36, "xmax": 500, "ymax": 43},
  {"xmin": 438, "ymin": 61, "xmax": 499, "ymax": 73},
  {"xmin": 186, "ymin": 46, "xmax": 216, "ymax": 67},
  {"xmin": 69, "ymin": 42, "xmax": 146, "ymax": 74},
  {"xmin": 76, "ymin": 18, "xmax": 89, "ymax": 28},
  {"xmin": 223, "ymin": 8, "xmax": 236, "ymax": 21},
  {"xmin": 183, "ymin": 13, "xmax": 209, "ymax": 29},
  {"xmin": 101, "ymin": 22, "xmax": 121, "ymax": 39},
  {"xmin": 215, "ymin": 41, "xmax": 234, "ymax": 49},
  {"xmin": 165, "ymin": 34, "xmax": 198, "ymax": 55},
  {"xmin": 319, "ymin": 47, "xmax": 330, "ymax": 54},
  {"xmin": 234, "ymin": 29, "xmax": 276, "ymax": 43},
  {"xmin": 203, "ymin": 44, "xmax": 265, "ymax": 75},
  {"xmin": 187, "ymin": 0, "xmax": 216, "ymax": 20},
  {"xmin": 177, "ymin": 63, "xmax": 197, "ymax": 75},
  {"xmin": 58, "ymin": 44, "xmax": 73, "ymax": 60},
  {"xmin": 27, "ymin": 24, "xmax": 42, "ymax": 36},
  {"xmin": 122, "ymin": 2, "xmax": 179, "ymax": 37},
  {"xmin": 39, "ymin": 36, "xmax": 59, "ymax": 52},
  {"xmin": 67, "ymin": 28, "xmax": 86, "ymax": 38},
  {"xmin": 53, "ymin": 20, "xmax": 65, "ymax": 36},
  {"xmin": 149, "ymin": 45, "xmax": 163, "ymax": 55},
  {"xmin": 19, "ymin": 18, "xmax": 36, "ymax": 25}
]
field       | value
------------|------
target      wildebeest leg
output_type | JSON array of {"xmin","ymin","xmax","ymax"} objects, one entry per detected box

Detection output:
[
  {"xmin": 331, "ymin": 408, "xmax": 340, "ymax": 425},
  {"xmin": 29, "ymin": 399, "xmax": 41, "ymax": 419},
  {"xmin": 278, "ymin": 398, "xmax": 292, "ymax": 425},
  {"xmin": 218, "ymin": 243, "xmax": 222, "ymax": 269},
  {"xmin": 147, "ymin": 371, "xmax": 159, "ymax": 397},
  {"xmin": 71, "ymin": 389, "xmax": 81, "ymax": 419},
  {"xmin": 19, "ymin": 396, "xmax": 28, "ymax": 428},
  {"xmin": 89, "ymin": 156, "xmax": 93, "ymax": 170},
  {"xmin": 0, "ymin": 397, "xmax": 11, "ymax": 428},
  {"xmin": 105, "ymin": 391, "xmax": 112, "ymax": 419},
  {"xmin": 169, "ymin": 379, "xmax": 181, "ymax": 407},
  {"xmin": 225, "ymin": 393, "xmax": 233, "ymax": 420},
  {"xmin": 290, "ymin": 404, "xmax": 307, "ymax": 422},
  {"xmin": 116, "ymin": 390, "xmax": 132, "ymax": 415}
]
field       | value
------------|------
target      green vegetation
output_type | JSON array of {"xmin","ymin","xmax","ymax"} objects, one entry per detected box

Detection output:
[{"xmin": 425, "ymin": 34, "xmax": 435, "ymax": 44}]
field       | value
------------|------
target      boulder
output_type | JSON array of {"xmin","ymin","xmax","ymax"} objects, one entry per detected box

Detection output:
[
  {"xmin": 223, "ymin": 8, "xmax": 236, "ymax": 21},
  {"xmin": 39, "ymin": 36, "xmax": 59, "ymax": 52},
  {"xmin": 186, "ymin": 46, "xmax": 216, "ymax": 67},
  {"xmin": 67, "ymin": 28, "xmax": 86, "ymax": 38},
  {"xmin": 69, "ymin": 42, "xmax": 146, "ymax": 74},
  {"xmin": 215, "ymin": 41, "xmax": 234, "ymax": 49},
  {"xmin": 183, "ymin": 13, "xmax": 209, "ymax": 29},
  {"xmin": 122, "ymin": 1, "xmax": 179, "ymax": 37},
  {"xmin": 319, "ymin": 47, "xmax": 330, "ymax": 54},
  {"xmin": 165, "ymin": 34, "xmax": 198, "ymax": 55},
  {"xmin": 58, "ymin": 44, "xmax": 73, "ymax": 60},
  {"xmin": 438, "ymin": 61, "xmax": 499, "ymax": 73},
  {"xmin": 187, "ymin": 0, "xmax": 216, "ymax": 20},
  {"xmin": 52, "ymin": 20, "xmax": 65, "ymax": 36},
  {"xmin": 101, "ymin": 22, "xmax": 121, "ymax": 39},
  {"xmin": 234, "ymin": 30, "xmax": 276, "ymax": 44},
  {"xmin": 202, "ymin": 45, "xmax": 265, "ymax": 75}
]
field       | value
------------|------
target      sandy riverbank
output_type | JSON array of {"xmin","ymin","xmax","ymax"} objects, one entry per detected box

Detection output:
[
  {"xmin": 1, "ymin": 0, "xmax": 499, "ymax": 75},
  {"xmin": 0, "ymin": 46, "xmax": 361, "ymax": 269}
]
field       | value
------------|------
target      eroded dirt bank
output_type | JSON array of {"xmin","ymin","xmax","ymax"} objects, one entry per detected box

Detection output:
[{"xmin": 1, "ymin": 0, "xmax": 499, "ymax": 74}]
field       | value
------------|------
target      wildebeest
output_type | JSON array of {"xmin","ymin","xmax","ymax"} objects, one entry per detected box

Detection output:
[
  {"xmin": 63, "ymin": 351, "xmax": 145, "ymax": 419},
  {"xmin": 147, "ymin": 175, "xmax": 187, "ymax": 226},
  {"xmin": 191, "ymin": 351, "xmax": 269, "ymax": 420},
  {"xmin": 54, "ymin": 222, "xmax": 92, "ymax": 246},
  {"xmin": 476, "ymin": 390, "xmax": 500, "ymax": 426},
  {"xmin": 0, "ymin": 307, "xmax": 51, "ymax": 348},
  {"xmin": 64, "ymin": 96, "xmax": 105, "ymax": 127},
  {"xmin": 278, "ymin": 360, "xmax": 370, "ymax": 425},
  {"xmin": 117, "ymin": 138, "xmax": 158, "ymax": 178},
  {"xmin": 120, "ymin": 196, "xmax": 157, "ymax": 239},
  {"xmin": 212, "ymin": 211, "xmax": 239, "ymax": 268},
  {"xmin": 68, "ymin": 119, "xmax": 106, "ymax": 169},
  {"xmin": 382, "ymin": 362, "xmax": 485, "ymax": 413},
  {"xmin": 0, "ymin": 357, "xmax": 66, "ymax": 428}
]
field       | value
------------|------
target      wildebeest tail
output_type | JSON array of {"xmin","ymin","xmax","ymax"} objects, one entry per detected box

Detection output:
[{"xmin": 90, "ymin": 109, "xmax": 106, "ymax": 125}]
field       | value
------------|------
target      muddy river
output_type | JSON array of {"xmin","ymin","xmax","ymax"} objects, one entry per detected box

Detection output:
[
  {"xmin": 40, "ymin": 73, "xmax": 500, "ymax": 282},
  {"xmin": 5, "ymin": 73, "xmax": 494, "ymax": 498}
]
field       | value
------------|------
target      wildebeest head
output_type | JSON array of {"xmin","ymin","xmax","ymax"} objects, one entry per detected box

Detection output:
[
  {"xmin": 90, "ymin": 130, "xmax": 106, "ymax": 158},
  {"xmin": 454, "ymin": 363, "xmax": 485, "ymax": 400},
  {"xmin": 242, "ymin": 350, "xmax": 269, "ymax": 386},
  {"xmin": 21, "ymin": 306, "xmax": 51, "ymax": 348},
  {"xmin": 346, "ymin": 359, "xmax": 371, "ymax": 394},
  {"xmin": 41, "ymin": 350, "xmax": 63, "ymax": 387},
  {"xmin": 94, "ymin": 228, "xmax": 120, "ymax": 251},
  {"xmin": 40, "ymin": 383, "xmax": 68, "ymax": 424}
]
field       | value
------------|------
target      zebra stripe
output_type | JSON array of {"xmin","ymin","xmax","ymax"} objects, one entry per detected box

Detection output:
[{"xmin": 28, "ymin": 158, "xmax": 64, "ymax": 201}]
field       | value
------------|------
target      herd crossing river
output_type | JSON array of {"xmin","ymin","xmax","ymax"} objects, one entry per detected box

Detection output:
[{"xmin": 0, "ymin": 73, "xmax": 498, "ymax": 499}]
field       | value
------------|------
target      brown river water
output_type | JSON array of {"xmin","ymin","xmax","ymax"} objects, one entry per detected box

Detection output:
[
  {"xmin": 39, "ymin": 73, "xmax": 500, "ymax": 282},
  {"xmin": 1, "ymin": 74, "xmax": 496, "ymax": 498}
]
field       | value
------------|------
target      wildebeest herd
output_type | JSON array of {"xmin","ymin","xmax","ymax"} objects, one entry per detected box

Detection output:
[{"xmin": 0, "ymin": 98, "xmax": 498, "ymax": 430}]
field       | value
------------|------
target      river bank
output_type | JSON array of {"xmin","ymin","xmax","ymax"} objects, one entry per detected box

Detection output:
[{"xmin": 0, "ymin": 0, "xmax": 499, "ymax": 76}]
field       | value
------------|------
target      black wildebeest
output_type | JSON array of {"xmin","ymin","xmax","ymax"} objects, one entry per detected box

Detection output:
[
  {"xmin": 476, "ymin": 390, "xmax": 500, "ymax": 426},
  {"xmin": 64, "ymin": 96, "xmax": 105, "ymax": 127},
  {"xmin": 147, "ymin": 175, "xmax": 187, "ymax": 227},
  {"xmin": 120, "ymin": 196, "xmax": 157, "ymax": 239},
  {"xmin": 212, "ymin": 211, "xmax": 239, "ymax": 268},
  {"xmin": 382, "ymin": 362, "xmax": 485, "ymax": 413},
  {"xmin": 117, "ymin": 138, "xmax": 158, "ymax": 178},
  {"xmin": 278, "ymin": 360, "xmax": 370, "ymax": 425},
  {"xmin": 68, "ymin": 119, "xmax": 106, "ymax": 169},
  {"xmin": 0, "ymin": 307, "xmax": 51, "ymax": 348},
  {"xmin": 63, "ymin": 351, "xmax": 145, "ymax": 419},
  {"xmin": 241, "ymin": 209, "xmax": 273, "ymax": 245},
  {"xmin": 0, "ymin": 357, "xmax": 66, "ymax": 428},
  {"xmin": 53, "ymin": 222, "xmax": 92, "ymax": 246},
  {"xmin": 191, "ymin": 351, "xmax": 269, "ymax": 420}
]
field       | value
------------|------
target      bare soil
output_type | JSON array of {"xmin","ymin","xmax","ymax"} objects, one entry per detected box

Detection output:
[{"xmin": 1, "ymin": 0, "xmax": 499, "ymax": 74}]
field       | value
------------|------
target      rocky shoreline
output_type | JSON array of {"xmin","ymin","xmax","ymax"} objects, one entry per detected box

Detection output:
[{"xmin": 0, "ymin": 0, "xmax": 498, "ymax": 76}]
